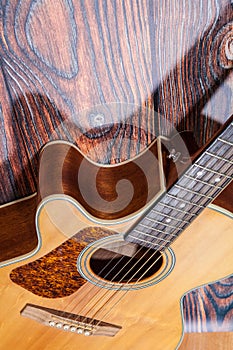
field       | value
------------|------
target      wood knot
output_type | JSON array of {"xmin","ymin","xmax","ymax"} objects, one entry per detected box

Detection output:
[
  {"xmin": 225, "ymin": 37, "xmax": 233, "ymax": 61},
  {"xmin": 217, "ymin": 22, "xmax": 233, "ymax": 69}
]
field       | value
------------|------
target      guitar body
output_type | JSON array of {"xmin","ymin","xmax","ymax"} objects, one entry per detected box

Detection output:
[{"xmin": 0, "ymin": 205, "xmax": 232, "ymax": 350}]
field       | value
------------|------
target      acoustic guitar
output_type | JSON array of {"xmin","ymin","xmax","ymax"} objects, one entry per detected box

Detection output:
[{"xmin": 0, "ymin": 111, "xmax": 232, "ymax": 350}]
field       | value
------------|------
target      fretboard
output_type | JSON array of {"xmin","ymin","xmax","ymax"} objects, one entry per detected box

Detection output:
[{"xmin": 125, "ymin": 121, "xmax": 233, "ymax": 251}]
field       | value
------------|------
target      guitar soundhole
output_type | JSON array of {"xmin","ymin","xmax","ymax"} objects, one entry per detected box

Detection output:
[
  {"xmin": 78, "ymin": 234, "xmax": 175, "ymax": 290},
  {"xmin": 89, "ymin": 246, "xmax": 163, "ymax": 283}
]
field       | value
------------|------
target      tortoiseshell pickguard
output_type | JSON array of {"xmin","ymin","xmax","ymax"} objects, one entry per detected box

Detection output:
[{"xmin": 10, "ymin": 227, "xmax": 114, "ymax": 298}]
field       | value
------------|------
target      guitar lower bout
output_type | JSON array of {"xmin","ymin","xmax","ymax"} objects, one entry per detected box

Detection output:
[{"xmin": 77, "ymin": 234, "xmax": 175, "ymax": 291}]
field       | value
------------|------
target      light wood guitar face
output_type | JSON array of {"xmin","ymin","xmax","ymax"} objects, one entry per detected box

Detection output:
[
  {"xmin": 10, "ymin": 226, "xmax": 175, "ymax": 296},
  {"xmin": 1, "ymin": 115, "xmax": 232, "ymax": 349},
  {"xmin": 0, "ymin": 207, "xmax": 232, "ymax": 349}
]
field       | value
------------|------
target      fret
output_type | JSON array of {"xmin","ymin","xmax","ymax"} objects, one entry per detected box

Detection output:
[
  {"xmin": 126, "ymin": 234, "xmax": 162, "ymax": 249},
  {"xmin": 142, "ymin": 216, "xmax": 181, "ymax": 230},
  {"xmin": 222, "ymin": 123, "xmax": 233, "ymax": 138},
  {"xmin": 189, "ymin": 164, "xmax": 228, "ymax": 180},
  {"xmin": 145, "ymin": 210, "xmax": 188, "ymax": 233},
  {"xmin": 162, "ymin": 191, "xmax": 205, "ymax": 214},
  {"xmin": 133, "ymin": 229, "xmax": 173, "ymax": 243},
  {"xmin": 180, "ymin": 173, "xmax": 224, "ymax": 199},
  {"xmin": 149, "ymin": 209, "xmax": 190, "ymax": 224},
  {"xmin": 218, "ymin": 137, "xmax": 233, "ymax": 145},
  {"xmin": 175, "ymin": 175, "xmax": 219, "ymax": 201},
  {"xmin": 186, "ymin": 171, "xmax": 232, "ymax": 193},
  {"xmin": 166, "ymin": 193, "xmax": 205, "ymax": 209},
  {"xmin": 197, "ymin": 155, "xmax": 232, "ymax": 174},
  {"xmin": 200, "ymin": 140, "xmax": 231, "ymax": 158},
  {"xmin": 174, "ymin": 184, "xmax": 212, "ymax": 199},
  {"xmin": 205, "ymin": 151, "xmax": 233, "ymax": 164},
  {"xmin": 125, "ymin": 121, "xmax": 233, "ymax": 251},
  {"xmin": 155, "ymin": 202, "xmax": 197, "ymax": 217},
  {"xmin": 211, "ymin": 140, "xmax": 232, "ymax": 156},
  {"xmin": 129, "ymin": 231, "xmax": 178, "ymax": 251},
  {"xmin": 193, "ymin": 164, "xmax": 232, "ymax": 179},
  {"xmin": 183, "ymin": 174, "xmax": 222, "ymax": 189},
  {"xmin": 137, "ymin": 222, "xmax": 179, "ymax": 237},
  {"xmin": 178, "ymin": 174, "xmax": 208, "ymax": 191},
  {"xmin": 188, "ymin": 166, "xmax": 217, "ymax": 182}
]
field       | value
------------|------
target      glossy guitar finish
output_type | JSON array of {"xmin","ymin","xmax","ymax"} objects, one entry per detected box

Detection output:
[
  {"xmin": 0, "ymin": 118, "xmax": 233, "ymax": 348},
  {"xmin": 0, "ymin": 207, "xmax": 232, "ymax": 350}
]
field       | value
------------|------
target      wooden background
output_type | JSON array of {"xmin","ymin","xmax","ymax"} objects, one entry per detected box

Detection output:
[{"xmin": 0, "ymin": 0, "xmax": 232, "ymax": 347}]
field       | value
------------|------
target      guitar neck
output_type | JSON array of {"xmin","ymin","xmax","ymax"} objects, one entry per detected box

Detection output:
[{"xmin": 125, "ymin": 120, "xmax": 233, "ymax": 250}]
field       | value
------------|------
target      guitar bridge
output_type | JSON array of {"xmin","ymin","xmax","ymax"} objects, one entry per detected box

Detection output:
[{"xmin": 21, "ymin": 303, "xmax": 121, "ymax": 337}]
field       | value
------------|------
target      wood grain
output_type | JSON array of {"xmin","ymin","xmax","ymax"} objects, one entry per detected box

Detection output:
[
  {"xmin": 179, "ymin": 332, "xmax": 233, "ymax": 350},
  {"xmin": 0, "ymin": 207, "xmax": 232, "ymax": 350},
  {"xmin": 0, "ymin": 194, "xmax": 38, "ymax": 264},
  {"xmin": 1, "ymin": 0, "xmax": 233, "ymax": 203},
  {"xmin": 37, "ymin": 139, "xmax": 163, "ymax": 220},
  {"xmin": 183, "ymin": 276, "xmax": 233, "ymax": 333},
  {"xmin": 0, "ymin": 0, "xmax": 233, "ymax": 346}
]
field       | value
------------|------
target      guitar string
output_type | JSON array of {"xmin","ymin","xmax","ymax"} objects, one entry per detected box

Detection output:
[
  {"xmin": 67, "ymin": 53, "xmax": 171, "ymax": 322},
  {"xmin": 73, "ymin": 37, "xmax": 175, "ymax": 325},
  {"xmin": 95, "ymin": 19, "xmax": 233, "ymax": 326},
  {"xmin": 69, "ymin": 239, "xmax": 147, "ymax": 316},
  {"xmin": 74, "ymin": 224, "xmax": 179, "ymax": 325},
  {"xmin": 85, "ymin": 219, "xmax": 188, "ymax": 325},
  {"xmin": 83, "ymin": 50, "xmax": 197, "ymax": 328},
  {"xmin": 67, "ymin": 196, "xmax": 186, "ymax": 325},
  {"xmin": 82, "ymin": 96, "xmax": 233, "ymax": 330},
  {"xmin": 56, "ymin": 52, "xmax": 231, "ymax": 328},
  {"xmin": 90, "ymin": 240, "xmax": 173, "ymax": 327},
  {"xmin": 63, "ymin": 180, "xmax": 184, "ymax": 320},
  {"xmin": 65, "ymin": 86, "xmax": 233, "ymax": 329},
  {"xmin": 87, "ymin": 128, "xmax": 233, "ymax": 332},
  {"xmin": 72, "ymin": 152, "xmax": 188, "ymax": 321},
  {"xmin": 68, "ymin": 160, "xmax": 178, "ymax": 320},
  {"xmin": 71, "ymin": 124, "xmax": 230, "ymax": 330},
  {"xmin": 65, "ymin": 130, "xmax": 164, "ymax": 319},
  {"xmin": 71, "ymin": 95, "xmax": 233, "ymax": 331},
  {"xmin": 69, "ymin": 182, "xmax": 183, "ymax": 322},
  {"xmin": 73, "ymin": 243, "xmax": 158, "ymax": 326}
]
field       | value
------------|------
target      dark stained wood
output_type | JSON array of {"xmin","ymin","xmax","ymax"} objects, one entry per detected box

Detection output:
[
  {"xmin": 1, "ymin": 0, "xmax": 233, "ymax": 204},
  {"xmin": 183, "ymin": 276, "xmax": 233, "ymax": 333},
  {"xmin": 0, "ymin": 195, "xmax": 38, "ymax": 263},
  {"xmin": 38, "ymin": 139, "xmax": 163, "ymax": 220},
  {"xmin": 213, "ymin": 181, "xmax": 233, "ymax": 213},
  {"xmin": 0, "ymin": 0, "xmax": 233, "ymax": 345}
]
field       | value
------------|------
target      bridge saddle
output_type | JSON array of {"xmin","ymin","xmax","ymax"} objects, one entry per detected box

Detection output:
[{"xmin": 21, "ymin": 303, "xmax": 121, "ymax": 337}]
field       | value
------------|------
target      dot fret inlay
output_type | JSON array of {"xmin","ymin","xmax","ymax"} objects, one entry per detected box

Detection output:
[{"xmin": 125, "ymin": 121, "xmax": 233, "ymax": 251}]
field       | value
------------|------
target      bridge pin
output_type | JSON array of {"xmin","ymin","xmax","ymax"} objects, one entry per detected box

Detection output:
[
  {"xmin": 56, "ymin": 322, "xmax": 63, "ymax": 328},
  {"xmin": 70, "ymin": 326, "xmax": 77, "ymax": 332},
  {"xmin": 63, "ymin": 324, "xmax": 70, "ymax": 331},
  {"xmin": 77, "ymin": 328, "xmax": 83, "ymax": 334},
  {"xmin": 49, "ymin": 321, "xmax": 56, "ymax": 327},
  {"xmin": 84, "ymin": 330, "xmax": 91, "ymax": 336}
]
